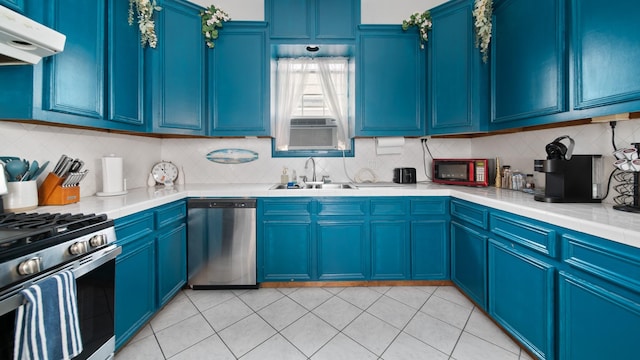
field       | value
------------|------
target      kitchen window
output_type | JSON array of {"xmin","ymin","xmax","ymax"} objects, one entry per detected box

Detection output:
[{"xmin": 273, "ymin": 57, "xmax": 354, "ymax": 157}]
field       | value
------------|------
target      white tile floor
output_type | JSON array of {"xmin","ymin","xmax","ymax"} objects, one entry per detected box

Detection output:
[{"xmin": 115, "ymin": 286, "xmax": 536, "ymax": 360}]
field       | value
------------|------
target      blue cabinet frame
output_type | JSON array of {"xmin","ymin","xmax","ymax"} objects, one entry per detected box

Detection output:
[{"xmin": 356, "ymin": 25, "xmax": 426, "ymax": 137}]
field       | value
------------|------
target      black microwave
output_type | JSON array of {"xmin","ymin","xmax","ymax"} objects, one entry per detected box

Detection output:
[{"xmin": 432, "ymin": 158, "xmax": 495, "ymax": 187}]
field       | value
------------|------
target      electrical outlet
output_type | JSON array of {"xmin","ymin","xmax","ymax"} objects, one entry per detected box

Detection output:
[{"xmin": 368, "ymin": 160, "xmax": 378, "ymax": 169}]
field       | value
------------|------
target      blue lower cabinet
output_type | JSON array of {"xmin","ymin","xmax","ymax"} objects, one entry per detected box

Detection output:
[
  {"xmin": 261, "ymin": 221, "xmax": 313, "ymax": 281},
  {"xmin": 114, "ymin": 212, "xmax": 155, "ymax": 350},
  {"xmin": 411, "ymin": 220, "xmax": 449, "ymax": 280},
  {"xmin": 370, "ymin": 221, "xmax": 409, "ymax": 280},
  {"xmin": 156, "ymin": 223, "xmax": 187, "ymax": 307},
  {"xmin": 558, "ymin": 272, "xmax": 640, "ymax": 360},
  {"xmin": 317, "ymin": 220, "xmax": 368, "ymax": 280},
  {"xmin": 451, "ymin": 221, "xmax": 487, "ymax": 308},
  {"xmin": 114, "ymin": 235, "xmax": 155, "ymax": 349},
  {"xmin": 488, "ymin": 239, "xmax": 555, "ymax": 360}
]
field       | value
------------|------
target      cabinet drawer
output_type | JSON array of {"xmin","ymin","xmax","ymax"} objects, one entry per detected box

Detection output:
[
  {"xmin": 490, "ymin": 213, "xmax": 557, "ymax": 258},
  {"xmin": 371, "ymin": 199, "xmax": 407, "ymax": 216},
  {"xmin": 261, "ymin": 198, "xmax": 312, "ymax": 216},
  {"xmin": 562, "ymin": 233, "xmax": 640, "ymax": 292},
  {"xmin": 410, "ymin": 197, "xmax": 448, "ymax": 216},
  {"xmin": 317, "ymin": 198, "xmax": 367, "ymax": 216},
  {"xmin": 156, "ymin": 201, "xmax": 186, "ymax": 228},
  {"xmin": 115, "ymin": 212, "xmax": 154, "ymax": 245},
  {"xmin": 451, "ymin": 200, "xmax": 489, "ymax": 229}
]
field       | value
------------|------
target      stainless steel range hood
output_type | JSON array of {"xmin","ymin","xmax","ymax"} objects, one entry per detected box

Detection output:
[{"xmin": 0, "ymin": 5, "xmax": 66, "ymax": 65}]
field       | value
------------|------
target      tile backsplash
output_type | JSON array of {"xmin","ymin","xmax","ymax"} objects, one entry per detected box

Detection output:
[{"xmin": 2, "ymin": 118, "xmax": 640, "ymax": 203}]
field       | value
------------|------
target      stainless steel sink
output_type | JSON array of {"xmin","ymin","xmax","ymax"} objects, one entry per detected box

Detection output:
[{"xmin": 269, "ymin": 183, "xmax": 357, "ymax": 190}]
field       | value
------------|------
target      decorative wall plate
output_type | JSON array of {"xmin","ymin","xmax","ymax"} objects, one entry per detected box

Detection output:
[{"xmin": 206, "ymin": 148, "xmax": 259, "ymax": 164}]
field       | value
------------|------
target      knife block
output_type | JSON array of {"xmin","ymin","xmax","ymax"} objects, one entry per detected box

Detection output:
[{"xmin": 38, "ymin": 172, "xmax": 80, "ymax": 206}]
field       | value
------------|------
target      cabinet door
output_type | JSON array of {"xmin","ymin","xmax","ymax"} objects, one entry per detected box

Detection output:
[
  {"xmin": 43, "ymin": 0, "xmax": 105, "ymax": 120},
  {"xmin": 371, "ymin": 221, "xmax": 409, "ymax": 280},
  {"xmin": 559, "ymin": 272, "xmax": 640, "ymax": 360},
  {"xmin": 572, "ymin": 0, "xmax": 640, "ymax": 109},
  {"xmin": 451, "ymin": 221, "xmax": 487, "ymax": 308},
  {"xmin": 148, "ymin": 0, "xmax": 205, "ymax": 135},
  {"xmin": 0, "ymin": 0, "xmax": 25, "ymax": 12},
  {"xmin": 267, "ymin": 0, "xmax": 310, "ymax": 39},
  {"xmin": 317, "ymin": 220, "xmax": 368, "ymax": 280},
  {"xmin": 209, "ymin": 23, "xmax": 269, "ymax": 136},
  {"xmin": 411, "ymin": 220, "xmax": 449, "ymax": 280},
  {"xmin": 428, "ymin": 0, "xmax": 488, "ymax": 135},
  {"xmin": 115, "ymin": 235, "xmax": 156, "ymax": 350},
  {"xmin": 314, "ymin": 0, "xmax": 357, "ymax": 40},
  {"xmin": 490, "ymin": 0, "xmax": 566, "ymax": 128},
  {"xmin": 489, "ymin": 240, "xmax": 555, "ymax": 360},
  {"xmin": 107, "ymin": 0, "xmax": 144, "ymax": 129},
  {"xmin": 261, "ymin": 221, "xmax": 313, "ymax": 281},
  {"xmin": 157, "ymin": 223, "xmax": 187, "ymax": 307},
  {"xmin": 356, "ymin": 26, "xmax": 425, "ymax": 136}
]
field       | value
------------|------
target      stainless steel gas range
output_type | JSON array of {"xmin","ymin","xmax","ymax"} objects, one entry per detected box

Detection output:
[{"xmin": 0, "ymin": 212, "xmax": 121, "ymax": 360}]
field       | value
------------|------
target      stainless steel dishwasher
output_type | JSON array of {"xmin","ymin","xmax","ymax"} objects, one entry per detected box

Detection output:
[{"xmin": 187, "ymin": 198, "xmax": 257, "ymax": 289}]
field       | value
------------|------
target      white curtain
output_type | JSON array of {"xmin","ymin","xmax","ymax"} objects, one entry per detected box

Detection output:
[
  {"xmin": 317, "ymin": 58, "xmax": 349, "ymax": 150},
  {"xmin": 274, "ymin": 57, "xmax": 350, "ymax": 151},
  {"xmin": 275, "ymin": 58, "xmax": 311, "ymax": 150}
]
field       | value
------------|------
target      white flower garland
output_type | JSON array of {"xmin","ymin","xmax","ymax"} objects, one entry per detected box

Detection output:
[
  {"xmin": 128, "ymin": 0, "xmax": 162, "ymax": 48},
  {"xmin": 472, "ymin": 0, "xmax": 493, "ymax": 63},
  {"xmin": 200, "ymin": 5, "xmax": 231, "ymax": 49},
  {"xmin": 402, "ymin": 11, "xmax": 432, "ymax": 49}
]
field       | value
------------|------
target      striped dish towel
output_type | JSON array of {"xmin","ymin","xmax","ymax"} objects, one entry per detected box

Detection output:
[{"xmin": 13, "ymin": 270, "xmax": 83, "ymax": 360}]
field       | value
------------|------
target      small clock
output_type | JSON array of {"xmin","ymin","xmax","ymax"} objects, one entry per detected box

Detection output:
[{"xmin": 151, "ymin": 161, "xmax": 179, "ymax": 186}]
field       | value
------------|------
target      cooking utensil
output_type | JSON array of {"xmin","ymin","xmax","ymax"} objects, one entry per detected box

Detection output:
[
  {"xmin": 5, "ymin": 159, "xmax": 27, "ymax": 182},
  {"xmin": 21, "ymin": 160, "xmax": 39, "ymax": 182},
  {"xmin": 31, "ymin": 160, "xmax": 48, "ymax": 180}
]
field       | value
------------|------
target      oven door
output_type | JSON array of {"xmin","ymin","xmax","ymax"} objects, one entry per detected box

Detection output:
[{"xmin": 0, "ymin": 245, "xmax": 121, "ymax": 360}]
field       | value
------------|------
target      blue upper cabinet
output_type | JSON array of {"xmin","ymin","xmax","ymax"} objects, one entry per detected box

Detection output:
[
  {"xmin": 146, "ymin": 0, "xmax": 206, "ymax": 135},
  {"xmin": 266, "ymin": 0, "xmax": 359, "ymax": 43},
  {"xmin": 0, "ymin": 0, "xmax": 147, "ymax": 132},
  {"xmin": 490, "ymin": 0, "xmax": 567, "ymax": 130},
  {"xmin": 571, "ymin": 0, "xmax": 640, "ymax": 111},
  {"xmin": 42, "ymin": 0, "xmax": 106, "ymax": 122},
  {"xmin": 356, "ymin": 25, "xmax": 426, "ymax": 137},
  {"xmin": 208, "ymin": 22, "xmax": 269, "ymax": 136},
  {"xmin": 427, "ymin": 0, "xmax": 489, "ymax": 135},
  {"xmin": 107, "ymin": 0, "xmax": 145, "ymax": 128},
  {"xmin": 0, "ymin": 0, "xmax": 25, "ymax": 13}
]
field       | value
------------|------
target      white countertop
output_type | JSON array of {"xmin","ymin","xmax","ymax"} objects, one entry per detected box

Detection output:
[{"xmin": 35, "ymin": 182, "xmax": 640, "ymax": 249}]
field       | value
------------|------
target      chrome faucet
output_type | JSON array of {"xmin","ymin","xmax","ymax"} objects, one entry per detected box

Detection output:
[{"xmin": 304, "ymin": 157, "xmax": 317, "ymax": 183}]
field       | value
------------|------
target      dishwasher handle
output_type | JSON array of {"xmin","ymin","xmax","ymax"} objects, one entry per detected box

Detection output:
[{"xmin": 188, "ymin": 198, "xmax": 256, "ymax": 209}]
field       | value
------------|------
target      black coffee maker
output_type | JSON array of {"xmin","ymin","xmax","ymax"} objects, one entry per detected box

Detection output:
[{"xmin": 534, "ymin": 136, "xmax": 603, "ymax": 203}]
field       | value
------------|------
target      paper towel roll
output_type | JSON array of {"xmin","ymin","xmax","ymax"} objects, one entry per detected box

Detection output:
[
  {"xmin": 376, "ymin": 137, "xmax": 405, "ymax": 155},
  {"xmin": 101, "ymin": 156, "xmax": 124, "ymax": 194}
]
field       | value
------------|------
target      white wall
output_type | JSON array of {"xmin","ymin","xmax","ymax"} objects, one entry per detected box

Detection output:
[
  {"xmin": 187, "ymin": 0, "xmax": 264, "ymax": 20},
  {"xmin": 361, "ymin": 0, "xmax": 449, "ymax": 24},
  {"xmin": 185, "ymin": 0, "xmax": 450, "ymax": 24},
  {"xmin": 0, "ymin": 122, "xmax": 162, "ymax": 197}
]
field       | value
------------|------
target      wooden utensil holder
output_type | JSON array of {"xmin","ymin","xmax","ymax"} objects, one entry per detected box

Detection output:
[{"xmin": 38, "ymin": 172, "xmax": 80, "ymax": 206}]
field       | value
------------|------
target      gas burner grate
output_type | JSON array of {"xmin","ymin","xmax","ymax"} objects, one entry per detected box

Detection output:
[{"xmin": 0, "ymin": 213, "xmax": 108, "ymax": 232}]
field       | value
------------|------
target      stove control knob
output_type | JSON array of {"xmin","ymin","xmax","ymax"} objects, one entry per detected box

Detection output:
[
  {"xmin": 69, "ymin": 241, "xmax": 89, "ymax": 255},
  {"xmin": 89, "ymin": 234, "xmax": 107, "ymax": 247},
  {"xmin": 18, "ymin": 257, "xmax": 42, "ymax": 276}
]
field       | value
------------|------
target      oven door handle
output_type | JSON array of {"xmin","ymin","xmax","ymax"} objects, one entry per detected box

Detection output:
[{"xmin": 0, "ymin": 245, "xmax": 122, "ymax": 317}]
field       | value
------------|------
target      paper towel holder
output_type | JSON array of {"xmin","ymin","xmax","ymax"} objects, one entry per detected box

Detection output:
[{"xmin": 96, "ymin": 155, "xmax": 128, "ymax": 197}]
